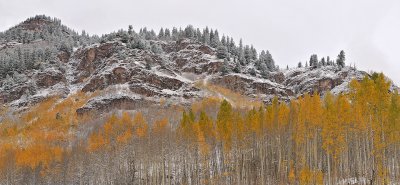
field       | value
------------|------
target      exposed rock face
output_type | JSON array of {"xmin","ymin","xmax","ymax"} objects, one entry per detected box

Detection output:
[
  {"xmin": 73, "ymin": 42, "xmax": 119, "ymax": 82},
  {"xmin": 211, "ymin": 74, "xmax": 294, "ymax": 102},
  {"xmin": 35, "ymin": 69, "xmax": 65, "ymax": 88},
  {"xmin": 76, "ymin": 94, "xmax": 152, "ymax": 115},
  {"xmin": 57, "ymin": 51, "xmax": 70, "ymax": 63},
  {"xmin": 284, "ymin": 66, "xmax": 368, "ymax": 96},
  {"xmin": 0, "ymin": 85, "xmax": 30, "ymax": 104},
  {"xmin": 0, "ymin": 34, "xmax": 381, "ymax": 114}
]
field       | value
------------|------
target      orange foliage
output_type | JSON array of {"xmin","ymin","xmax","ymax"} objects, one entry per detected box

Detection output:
[
  {"xmin": 87, "ymin": 131, "xmax": 108, "ymax": 152},
  {"xmin": 133, "ymin": 112, "xmax": 148, "ymax": 138},
  {"xmin": 16, "ymin": 143, "xmax": 63, "ymax": 169},
  {"xmin": 116, "ymin": 128, "xmax": 133, "ymax": 144}
]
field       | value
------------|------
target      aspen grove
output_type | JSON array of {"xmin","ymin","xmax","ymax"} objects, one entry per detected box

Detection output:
[{"xmin": 0, "ymin": 73, "xmax": 399, "ymax": 184}]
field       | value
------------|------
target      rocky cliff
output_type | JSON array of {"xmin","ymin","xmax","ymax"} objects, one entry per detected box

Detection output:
[{"xmin": 0, "ymin": 16, "xmax": 390, "ymax": 115}]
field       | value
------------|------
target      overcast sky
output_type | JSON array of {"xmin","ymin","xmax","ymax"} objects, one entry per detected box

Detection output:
[{"xmin": 1, "ymin": 0, "xmax": 399, "ymax": 84}]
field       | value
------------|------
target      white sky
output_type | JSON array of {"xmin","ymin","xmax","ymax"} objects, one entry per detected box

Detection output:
[{"xmin": 1, "ymin": 0, "xmax": 399, "ymax": 84}]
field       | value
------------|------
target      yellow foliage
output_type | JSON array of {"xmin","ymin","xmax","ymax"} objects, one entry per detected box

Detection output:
[
  {"xmin": 133, "ymin": 112, "xmax": 148, "ymax": 138},
  {"xmin": 16, "ymin": 143, "xmax": 63, "ymax": 169},
  {"xmin": 152, "ymin": 118, "xmax": 169, "ymax": 136},
  {"xmin": 299, "ymin": 167, "xmax": 323, "ymax": 185},
  {"xmin": 87, "ymin": 131, "xmax": 108, "ymax": 152},
  {"xmin": 116, "ymin": 128, "xmax": 133, "ymax": 144}
]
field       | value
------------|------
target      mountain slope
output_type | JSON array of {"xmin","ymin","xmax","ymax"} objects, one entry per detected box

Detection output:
[{"xmin": 0, "ymin": 16, "xmax": 394, "ymax": 114}]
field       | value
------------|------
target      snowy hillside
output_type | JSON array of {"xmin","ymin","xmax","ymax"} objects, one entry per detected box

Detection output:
[{"xmin": 0, "ymin": 15, "xmax": 395, "ymax": 114}]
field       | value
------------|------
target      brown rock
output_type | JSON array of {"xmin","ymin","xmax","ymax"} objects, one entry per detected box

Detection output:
[
  {"xmin": 76, "ymin": 95, "xmax": 152, "ymax": 115},
  {"xmin": 57, "ymin": 51, "xmax": 70, "ymax": 63},
  {"xmin": 36, "ymin": 70, "xmax": 65, "ymax": 88},
  {"xmin": 198, "ymin": 45, "xmax": 214, "ymax": 55}
]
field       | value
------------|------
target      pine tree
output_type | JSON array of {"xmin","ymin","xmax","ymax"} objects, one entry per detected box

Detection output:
[
  {"xmin": 336, "ymin": 50, "xmax": 345, "ymax": 68},
  {"xmin": 210, "ymin": 30, "xmax": 220, "ymax": 48},
  {"xmin": 309, "ymin": 54, "xmax": 318, "ymax": 67},
  {"xmin": 221, "ymin": 35, "xmax": 226, "ymax": 46},
  {"xmin": 265, "ymin": 50, "xmax": 275, "ymax": 70},
  {"xmin": 151, "ymin": 43, "xmax": 163, "ymax": 54},
  {"xmin": 184, "ymin": 25, "xmax": 195, "ymax": 38},
  {"xmin": 217, "ymin": 45, "xmax": 228, "ymax": 59},
  {"xmin": 320, "ymin": 57, "xmax": 326, "ymax": 66},
  {"xmin": 202, "ymin": 27, "xmax": 210, "ymax": 45},
  {"xmin": 164, "ymin": 28, "xmax": 171, "ymax": 40},
  {"xmin": 128, "ymin": 25, "xmax": 133, "ymax": 35},
  {"xmin": 244, "ymin": 45, "xmax": 251, "ymax": 64},
  {"xmin": 233, "ymin": 59, "xmax": 241, "ymax": 73},
  {"xmin": 220, "ymin": 59, "xmax": 230, "ymax": 75},
  {"xmin": 260, "ymin": 63, "xmax": 269, "ymax": 78},
  {"xmin": 326, "ymin": 56, "xmax": 331, "ymax": 65},
  {"xmin": 158, "ymin": 28, "xmax": 165, "ymax": 39}
]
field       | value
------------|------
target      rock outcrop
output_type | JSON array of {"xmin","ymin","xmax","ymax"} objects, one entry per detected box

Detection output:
[{"xmin": 1, "ymin": 17, "xmax": 390, "ymax": 115}]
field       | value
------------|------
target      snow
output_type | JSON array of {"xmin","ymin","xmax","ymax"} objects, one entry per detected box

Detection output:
[
  {"xmin": 2, "ymin": 34, "xmax": 381, "ymax": 112},
  {"xmin": 284, "ymin": 66, "xmax": 367, "ymax": 95},
  {"xmin": 337, "ymin": 177, "xmax": 367, "ymax": 185},
  {"xmin": 83, "ymin": 92, "xmax": 143, "ymax": 110},
  {"xmin": 153, "ymin": 70, "xmax": 193, "ymax": 83},
  {"xmin": 232, "ymin": 73, "xmax": 283, "ymax": 87},
  {"xmin": 161, "ymin": 89, "xmax": 179, "ymax": 95}
]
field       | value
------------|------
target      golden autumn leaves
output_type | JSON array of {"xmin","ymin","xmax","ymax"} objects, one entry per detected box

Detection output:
[
  {"xmin": 87, "ymin": 112, "xmax": 150, "ymax": 152},
  {"xmin": 0, "ymin": 72, "xmax": 399, "ymax": 184}
]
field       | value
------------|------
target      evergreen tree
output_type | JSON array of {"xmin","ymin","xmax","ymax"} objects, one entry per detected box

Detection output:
[
  {"xmin": 202, "ymin": 27, "xmax": 210, "ymax": 45},
  {"xmin": 244, "ymin": 45, "xmax": 251, "ymax": 64},
  {"xmin": 233, "ymin": 58, "xmax": 241, "ymax": 73},
  {"xmin": 336, "ymin": 50, "xmax": 345, "ymax": 68},
  {"xmin": 250, "ymin": 45, "xmax": 257, "ymax": 60},
  {"xmin": 164, "ymin": 28, "xmax": 171, "ymax": 40},
  {"xmin": 265, "ymin": 50, "xmax": 275, "ymax": 70},
  {"xmin": 309, "ymin": 54, "xmax": 318, "ymax": 67},
  {"xmin": 221, "ymin": 35, "xmax": 227, "ymax": 47},
  {"xmin": 158, "ymin": 28, "xmax": 165, "ymax": 40},
  {"xmin": 260, "ymin": 63, "xmax": 269, "ymax": 78},
  {"xmin": 326, "ymin": 56, "xmax": 331, "ymax": 65},
  {"xmin": 210, "ymin": 30, "xmax": 220, "ymax": 48},
  {"xmin": 320, "ymin": 57, "xmax": 326, "ymax": 66},
  {"xmin": 128, "ymin": 25, "xmax": 133, "ymax": 35},
  {"xmin": 171, "ymin": 27, "xmax": 178, "ymax": 41},
  {"xmin": 151, "ymin": 43, "xmax": 163, "ymax": 54},
  {"xmin": 217, "ymin": 45, "xmax": 228, "ymax": 59},
  {"xmin": 184, "ymin": 25, "xmax": 195, "ymax": 38},
  {"xmin": 220, "ymin": 59, "xmax": 230, "ymax": 75},
  {"xmin": 249, "ymin": 67, "xmax": 257, "ymax": 76}
]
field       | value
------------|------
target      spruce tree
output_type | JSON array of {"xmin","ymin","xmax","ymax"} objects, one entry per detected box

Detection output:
[
  {"xmin": 265, "ymin": 50, "xmax": 275, "ymax": 70},
  {"xmin": 298, "ymin": 62, "xmax": 303, "ymax": 68},
  {"xmin": 217, "ymin": 45, "xmax": 228, "ymax": 59},
  {"xmin": 158, "ymin": 28, "xmax": 165, "ymax": 40},
  {"xmin": 128, "ymin": 25, "xmax": 133, "ymax": 35},
  {"xmin": 320, "ymin": 57, "xmax": 326, "ymax": 66},
  {"xmin": 233, "ymin": 58, "xmax": 241, "ymax": 73},
  {"xmin": 309, "ymin": 54, "xmax": 318, "ymax": 67},
  {"xmin": 164, "ymin": 28, "xmax": 171, "ymax": 40},
  {"xmin": 220, "ymin": 59, "xmax": 230, "ymax": 75},
  {"xmin": 336, "ymin": 50, "xmax": 345, "ymax": 68}
]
